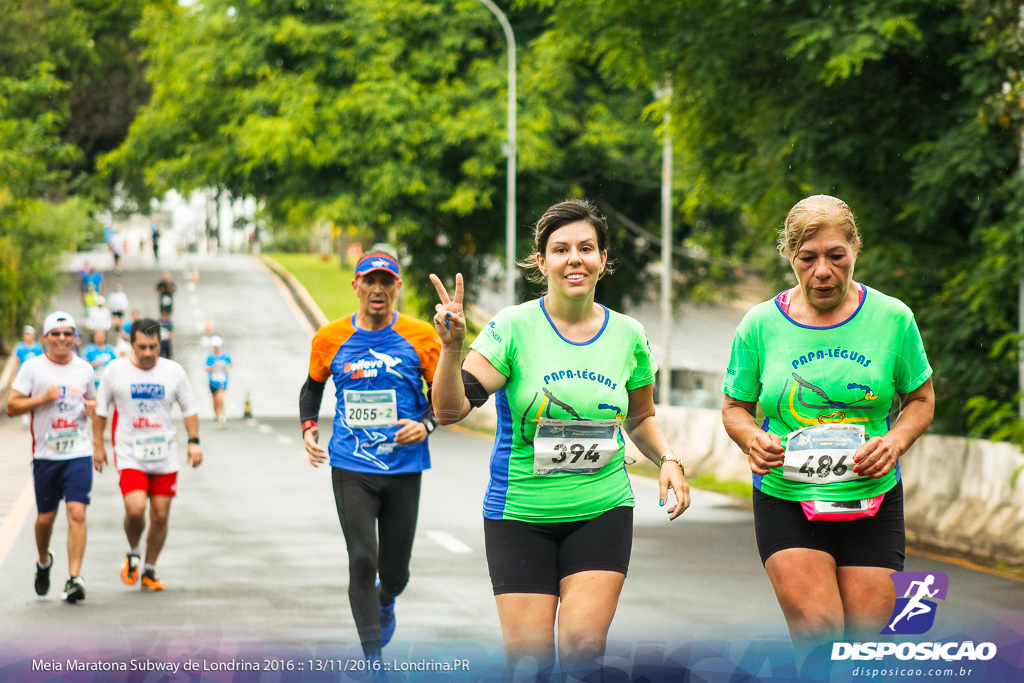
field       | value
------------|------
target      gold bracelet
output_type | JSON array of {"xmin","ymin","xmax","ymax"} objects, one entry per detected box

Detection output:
[{"xmin": 660, "ymin": 454, "xmax": 685, "ymax": 475}]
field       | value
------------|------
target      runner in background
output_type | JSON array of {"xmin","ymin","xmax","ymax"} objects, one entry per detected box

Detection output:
[
  {"xmin": 205, "ymin": 335, "xmax": 232, "ymax": 425},
  {"xmin": 86, "ymin": 296, "xmax": 112, "ymax": 338},
  {"xmin": 156, "ymin": 271, "xmax": 176, "ymax": 316},
  {"xmin": 299, "ymin": 251, "xmax": 441, "ymax": 667},
  {"xmin": 158, "ymin": 310, "xmax": 174, "ymax": 360},
  {"xmin": 6, "ymin": 311, "xmax": 96, "ymax": 603},
  {"xmin": 430, "ymin": 200, "xmax": 689, "ymax": 680},
  {"xmin": 107, "ymin": 284, "xmax": 130, "ymax": 329},
  {"xmin": 81, "ymin": 329, "xmax": 117, "ymax": 390},
  {"xmin": 93, "ymin": 318, "xmax": 203, "ymax": 591},
  {"xmin": 109, "ymin": 232, "xmax": 126, "ymax": 275}
]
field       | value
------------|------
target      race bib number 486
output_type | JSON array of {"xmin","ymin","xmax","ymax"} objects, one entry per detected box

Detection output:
[{"xmin": 783, "ymin": 423, "xmax": 866, "ymax": 484}]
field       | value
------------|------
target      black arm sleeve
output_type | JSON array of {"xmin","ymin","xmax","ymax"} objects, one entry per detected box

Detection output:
[
  {"xmin": 462, "ymin": 369, "xmax": 490, "ymax": 409},
  {"xmin": 299, "ymin": 375, "xmax": 326, "ymax": 425}
]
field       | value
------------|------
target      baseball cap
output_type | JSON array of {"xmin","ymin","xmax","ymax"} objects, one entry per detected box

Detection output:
[
  {"xmin": 43, "ymin": 311, "xmax": 76, "ymax": 335},
  {"xmin": 209, "ymin": 335, "xmax": 223, "ymax": 347},
  {"xmin": 96, "ymin": 295, "xmax": 106, "ymax": 305},
  {"xmin": 354, "ymin": 254, "xmax": 400, "ymax": 279},
  {"xmin": 22, "ymin": 325, "xmax": 34, "ymax": 335}
]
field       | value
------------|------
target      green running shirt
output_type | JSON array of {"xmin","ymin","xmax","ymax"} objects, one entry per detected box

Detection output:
[
  {"xmin": 470, "ymin": 298, "xmax": 658, "ymax": 522},
  {"xmin": 722, "ymin": 284, "xmax": 932, "ymax": 501}
]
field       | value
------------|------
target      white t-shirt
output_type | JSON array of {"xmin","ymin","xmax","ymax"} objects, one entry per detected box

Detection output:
[
  {"xmin": 11, "ymin": 355, "xmax": 96, "ymax": 460},
  {"xmin": 96, "ymin": 356, "xmax": 199, "ymax": 474},
  {"xmin": 86, "ymin": 306, "xmax": 112, "ymax": 332},
  {"xmin": 106, "ymin": 290, "xmax": 129, "ymax": 313}
]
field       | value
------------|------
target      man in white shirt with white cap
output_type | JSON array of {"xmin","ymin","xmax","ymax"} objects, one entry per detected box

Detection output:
[{"xmin": 6, "ymin": 311, "xmax": 96, "ymax": 603}]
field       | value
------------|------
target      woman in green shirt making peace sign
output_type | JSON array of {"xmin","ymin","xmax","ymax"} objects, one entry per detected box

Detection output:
[{"xmin": 431, "ymin": 199, "xmax": 690, "ymax": 680}]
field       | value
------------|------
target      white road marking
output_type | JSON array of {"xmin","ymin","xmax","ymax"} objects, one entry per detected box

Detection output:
[
  {"xmin": 258, "ymin": 424, "xmax": 273, "ymax": 434},
  {"xmin": 277, "ymin": 435, "xmax": 292, "ymax": 445},
  {"xmin": 426, "ymin": 530, "xmax": 473, "ymax": 554}
]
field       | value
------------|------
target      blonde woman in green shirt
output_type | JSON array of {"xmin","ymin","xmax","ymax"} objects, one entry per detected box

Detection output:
[{"xmin": 722, "ymin": 195, "xmax": 934, "ymax": 660}]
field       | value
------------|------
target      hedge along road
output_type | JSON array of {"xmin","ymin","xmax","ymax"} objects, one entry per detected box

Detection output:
[{"xmin": 0, "ymin": 248, "xmax": 1020, "ymax": 679}]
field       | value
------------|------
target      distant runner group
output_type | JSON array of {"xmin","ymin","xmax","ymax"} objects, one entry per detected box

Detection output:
[{"xmin": 6, "ymin": 259, "xmax": 232, "ymax": 603}]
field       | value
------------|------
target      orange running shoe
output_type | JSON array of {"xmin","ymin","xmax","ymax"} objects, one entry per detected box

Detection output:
[
  {"xmin": 141, "ymin": 569, "xmax": 165, "ymax": 591},
  {"xmin": 121, "ymin": 553, "xmax": 140, "ymax": 585}
]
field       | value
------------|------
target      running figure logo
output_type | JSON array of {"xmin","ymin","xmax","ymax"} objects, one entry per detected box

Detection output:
[{"xmin": 881, "ymin": 571, "xmax": 949, "ymax": 635}]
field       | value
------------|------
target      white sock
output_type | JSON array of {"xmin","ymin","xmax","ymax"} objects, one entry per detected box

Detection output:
[
  {"xmin": 130, "ymin": 547, "xmax": 141, "ymax": 556},
  {"xmin": 144, "ymin": 563, "xmax": 156, "ymax": 573},
  {"xmin": 37, "ymin": 557, "xmax": 52, "ymax": 569}
]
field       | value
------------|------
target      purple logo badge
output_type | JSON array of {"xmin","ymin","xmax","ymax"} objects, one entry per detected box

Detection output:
[{"xmin": 881, "ymin": 571, "xmax": 949, "ymax": 635}]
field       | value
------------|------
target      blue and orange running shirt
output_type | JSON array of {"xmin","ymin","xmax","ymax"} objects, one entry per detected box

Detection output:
[
  {"xmin": 722, "ymin": 284, "xmax": 932, "ymax": 502},
  {"xmin": 309, "ymin": 311, "xmax": 440, "ymax": 474}
]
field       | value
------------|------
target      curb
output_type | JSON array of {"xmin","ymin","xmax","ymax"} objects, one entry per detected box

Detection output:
[
  {"xmin": 0, "ymin": 352, "xmax": 20, "ymax": 415},
  {"xmin": 256, "ymin": 255, "xmax": 330, "ymax": 330}
]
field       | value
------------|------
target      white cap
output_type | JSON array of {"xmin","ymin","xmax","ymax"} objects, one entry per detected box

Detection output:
[
  {"xmin": 43, "ymin": 311, "xmax": 76, "ymax": 335},
  {"xmin": 209, "ymin": 335, "xmax": 223, "ymax": 347},
  {"xmin": 22, "ymin": 325, "xmax": 34, "ymax": 335},
  {"xmin": 96, "ymin": 295, "xmax": 106, "ymax": 305}
]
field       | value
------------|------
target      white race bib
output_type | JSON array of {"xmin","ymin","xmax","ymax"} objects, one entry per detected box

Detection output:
[
  {"xmin": 783, "ymin": 423, "xmax": 866, "ymax": 484},
  {"xmin": 134, "ymin": 433, "xmax": 169, "ymax": 462},
  {"xmin": 211, "ymin": 370, "xmax": 228, "ymax": 383},
  {"xmin": 344, "ymin": 390, "xmax": 398, "ymax": 428},
  {"xmin": 533, "ymin": 419, "xmax": 621, "ymax": 475},
  {"xmin": 47, "ymin": 428, "xmax": 86, "ymax": 457}
]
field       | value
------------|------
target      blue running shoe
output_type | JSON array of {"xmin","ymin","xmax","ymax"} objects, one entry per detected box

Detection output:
[{"xmin": 380, "ymin": 600, "xmax": 396, "ymax": 647}]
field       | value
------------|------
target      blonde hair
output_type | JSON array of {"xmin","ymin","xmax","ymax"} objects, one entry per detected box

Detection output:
[{"xmin": 777, "ymin": 195, "xmax": 861, "ymax": 258}]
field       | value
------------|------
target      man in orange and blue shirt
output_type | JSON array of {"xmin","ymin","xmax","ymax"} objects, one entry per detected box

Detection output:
[{"xmin": 299, "ymin": 251, "xmax": 440, "ymax": 665}]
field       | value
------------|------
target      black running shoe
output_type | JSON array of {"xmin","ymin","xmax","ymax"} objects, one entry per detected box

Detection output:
[
  {"xmin": 34, "ymin": 552, "xmax": 53, "ymax": 596},
  {"xmin": 61, "ymin": 576, "xmax": 86, "ymax": 603}
]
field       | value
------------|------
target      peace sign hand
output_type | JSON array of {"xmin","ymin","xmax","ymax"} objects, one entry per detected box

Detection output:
[{"xmin": 429, "ymin": 273, "xmax": 466, "ymax": 349}]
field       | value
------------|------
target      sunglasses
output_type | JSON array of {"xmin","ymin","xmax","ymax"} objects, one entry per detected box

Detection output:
[{"xmin": 48, "ymin": 330, "xmax": 75, "ymax": 338}]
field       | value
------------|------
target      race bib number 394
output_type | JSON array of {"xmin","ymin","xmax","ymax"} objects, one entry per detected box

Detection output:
[
  {"xmin": 344, "ymin": 390, "xmax": 398, "ymax": 428},
  {"xmin": 783, "ymin": 423, "xmax": 866, "ymax": 484},
  {"xmin": 533, "ymin": 419, "xmax": 621, "ymax": 475}
]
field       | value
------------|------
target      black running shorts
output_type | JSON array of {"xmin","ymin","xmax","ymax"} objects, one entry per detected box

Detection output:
[
  {"xmin": 753, "ymin": 479, "xmax": 905, "ymax": 569},
  {"xmin": 483, "ymin": 505, "xmax": 633, "ymax": 596}
]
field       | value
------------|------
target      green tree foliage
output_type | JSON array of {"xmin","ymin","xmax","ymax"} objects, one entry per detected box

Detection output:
[
  {"xmin": 105, "ymin": 0, "xmax": 732, "ymax": 311},
  {"xmin": 0, "ymin": 0, "xmax": 148, "ymax": 349},
  {"xmin": 529, "ymin": 0, "xmax": 1024, "ymax": 439}
]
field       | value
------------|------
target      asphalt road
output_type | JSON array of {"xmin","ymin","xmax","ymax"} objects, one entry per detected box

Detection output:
[{"xmin": 0, "ymin": 247, "xmax": 1021, "ymax": 682}]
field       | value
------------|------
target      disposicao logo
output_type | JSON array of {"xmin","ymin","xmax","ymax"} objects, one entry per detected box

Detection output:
[
  {"xmin": 831, "ymin": 570, "xmax": 997, "ymax": 663},
  {"xmin": 882, "ymin": 571, "xmax": 949, "ymax": 635}
]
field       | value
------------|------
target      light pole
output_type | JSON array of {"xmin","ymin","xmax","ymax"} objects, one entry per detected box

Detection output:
[
  {"xmin": 477, "ymin": 0, "xmax": 517, "ymax": 307},
  {"xmin": 655, "ymin": 81, "xmax": 673, "ymax": 406}
]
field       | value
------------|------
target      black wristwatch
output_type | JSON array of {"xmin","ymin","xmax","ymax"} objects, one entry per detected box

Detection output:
[
  {"xmin": 421, "ymin": 417, "xmax": 438, "ymax": 434},
  {"xmin": 187, "ymin": 437, "xmax": 200, "ymax": 445}
]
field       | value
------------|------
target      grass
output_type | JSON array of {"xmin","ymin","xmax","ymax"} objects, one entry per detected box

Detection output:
[
  {"xmin": 264, "ymin": 252, "xmax": 483, "ymax": 341},
  {"xmin": 263, "ymin": 253, "xmax": 360, "ymax": 321}
]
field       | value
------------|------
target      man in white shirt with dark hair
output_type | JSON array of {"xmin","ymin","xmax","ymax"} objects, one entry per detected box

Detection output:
[
  {"xmin": 93, "ymin": 318, "xmax": 203, "ymax": 591},
  {"xmin": 6, "ymin": 311, "xmax": 96, "ymax": 603}
]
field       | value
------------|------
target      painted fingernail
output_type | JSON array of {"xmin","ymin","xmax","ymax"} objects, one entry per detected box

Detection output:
[
  {"xmin": 854, "ymin": 457, "xmax": 860, "ymax": 463},
  {"xmin": 853, "ymin": 468, "xmax": 859, "ymax": 474},
  {"xmin": 659, "ymin": 499, "xmax": 665, "ymax": 506},
  {"xmin": 444, "ymin": 322, "xmax": 450, "ymax": 330}
]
